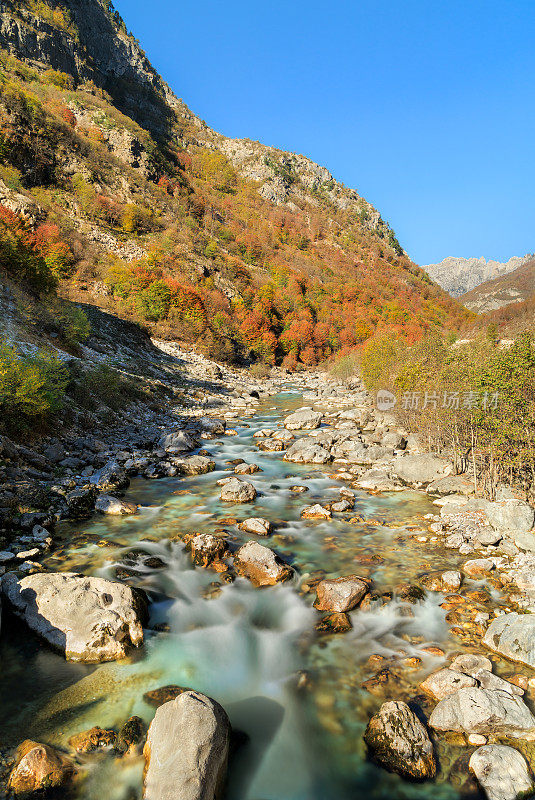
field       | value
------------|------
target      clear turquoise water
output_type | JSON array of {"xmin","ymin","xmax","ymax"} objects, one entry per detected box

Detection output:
[{"xmin": 0, "ymin": 393, "xmax": 477, "ymax": 799}]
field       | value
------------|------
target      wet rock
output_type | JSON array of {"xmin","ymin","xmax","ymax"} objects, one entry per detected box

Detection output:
[
  {"xmin": 8, "ymin": 740, "xmax": 74, "ymax": 796},
  {"xmin": 174, "ymin": 455, "xmax": 216, "ymax": 475},
  {"xmin": 395, "ymin": 583, "xmax": 426, "ymax": 603},
  {"xmin": 220, "ymin": 478, "xmax": 257, "ymax": 503},
  {"xmin": 420, "ymin": 668, "xmax": 476, "ymax": 700},
  {"xmin": 315, "ymin": 611, "xmax": 352, "ymax": 633},
  {"xmin": 65, "ymin": 486, "xmax": 97, "ymax": 520},
  {"xmin": 314, "ymin": 575, "xmax": 368, "ymax": 612},
  {"xmin": 355, "ymin": 468, "xmax": 402, "ymax": 491},
  {"xmin": 68, "ymin": 726, "xmax": 116, "ymax": 753},
  {"xmin": 421, "ymin": 571, "xmax": 462, "ymax": 592},
  {"xmin": 462, "ymin": 559, "xmax": 495, "ymax": 578},
  {"xmin": 234, "ymin": 462, "xmax": 260, "ymax": 475},
  {"xmin": 391, "ymin": 454, "xmax": 453, "ymax": 485},
  {"xmin": 284, "ymin": 439, "xmax": 331, "ymax": 464},
  {"xmin": 237, "ymin": 518, "xmax": 272, "ymax": 536},
  {"xmin": 364, "ymin": 700, "xmax": 436, "ymax": 779},
  {"xmin": 469, "ymin": 745, "xmax": 534, "ymax": 800},
  {"xmin": 482, "ymin": 613, "xmax": 535, "ymax": 668},
  {"xmin": 1, "ymin": 572, "xmax": 147, "ymax": 662},
  {"xmin": 283, "ymin": 408, "xmax": 323, "ymax": 430},
  {"xmin": 450, "ymin": 653, "xmax": 493, "ymax": 674},
  {"xmin": 290, "ymin": 485, "xmax": 309, "ymax": 493},
  {"xmin": 256, "ymin": 438, "xmax": 286, "ymax": 452},
  {"xmin": 330, "ymin": 498, "xmax": 354, "ymax": 512},
  {"xmin": 234, "ymin": 541, "xmax": 293, "ymax": 587},
  {"xmin": 187, "ymin": 533, "xmax": 227, "ymax": 568},
  {"xmin": 143, "ymin": 685, "xmax": 192, "ymax": 708},
  {"xmin": 95, "ymin": 494, "xmax": 138, "ymax": 515},
  {"xmin": 301, "ymin": 504, "xmax": 331, "ymax": 520},
  {"xmin": 143, "ymin": 691, "xmax": 230, "ymax": 800},
  {"xmin": 429, "ymin": 687, "xmax": 535, "ymax": 737},
  {"xmin": 115, "ymin": 716, "xmax": 147, "ymax": 757}
]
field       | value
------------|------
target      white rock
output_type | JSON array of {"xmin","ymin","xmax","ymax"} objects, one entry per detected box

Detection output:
[{"xmin": 469, "ymin": 745, "xmax": 534, "ymax": 800}]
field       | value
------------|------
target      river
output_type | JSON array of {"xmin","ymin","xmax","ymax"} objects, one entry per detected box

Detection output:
[{"xmin": 0, "ymin": 391, "xmax": 486, "ymax": 799}]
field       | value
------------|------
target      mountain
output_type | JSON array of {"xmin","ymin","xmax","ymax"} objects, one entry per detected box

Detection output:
[
  {"xmin": 460, "ymin": 256, "xmax": 535, "ymax": 312},
  {"xmin": 0, "ymin": 0, "xmax": 469, "ymax": 369},
  {"xmin": 423, "ymin": 254, "xmax": 532, "ymax": 297}
]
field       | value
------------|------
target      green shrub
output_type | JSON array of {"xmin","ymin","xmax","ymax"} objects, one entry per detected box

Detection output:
[{"xmin": 0, "ymin": 341, "xmax": 67, "ymax": 427}]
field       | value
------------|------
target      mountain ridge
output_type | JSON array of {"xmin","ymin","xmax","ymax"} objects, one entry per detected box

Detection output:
[
  {"xmin": 0, "ymin": 0, "xmax": 469, "ymax": 368},
  {"xmin": 423, "ymin": 253, "xmax": 532, "ymax": 297}
]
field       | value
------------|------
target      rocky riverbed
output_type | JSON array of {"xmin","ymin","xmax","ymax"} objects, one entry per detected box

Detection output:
[{"xmin": 1, "ymin": 344, "xmax": 535, "ymax": 800}]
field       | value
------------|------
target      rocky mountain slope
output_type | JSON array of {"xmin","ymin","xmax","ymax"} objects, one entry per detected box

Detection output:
[
  {"xmin": 460, "ymin": 257, "xmax": 535, "ymax": 312},
  {"xmin": 0, "ymin": 0, "xmax": 469, "ymax": 372},
  {"xmin": 423, "ymin": 254, "xmax": 532, "ymax": 297}
]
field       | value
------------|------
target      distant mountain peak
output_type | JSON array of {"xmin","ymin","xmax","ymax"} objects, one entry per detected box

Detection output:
[{"xmin": 422, "ymin": 254, "xmax": 533, "ymax": 297}]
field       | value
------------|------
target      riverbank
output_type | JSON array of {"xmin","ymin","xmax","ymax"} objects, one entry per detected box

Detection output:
[{"xmin": 1, "ymin": 346, "xmax": 535, "ymax": 800}]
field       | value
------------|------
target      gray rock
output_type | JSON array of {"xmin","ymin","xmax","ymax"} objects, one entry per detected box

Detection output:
[
  {"xmin": 485, "ymin": 499, "xmax": 535, "ymax": 533},
  {"xmin": 420, "ymin": 668, "xmax": 477, "ymax": 700},
  {"xmin": 429, "ymin": 687, "xmax": 535, "ymax": 737},
  {"xmin": 427, "ymin": 475, "xmax": 476, "ymax": 495},
  {"xmin": 364, "ymin": 700, "xmax": 436, "ymax": 779},
  {"xmin": 143, "ymin": 691, "xmax": 230, "ymax": 800},
  {"xmin": 283, "ymin": 408, "xmax": 323, "ymax": 430},
  {"xmin": 450, "ymin": 653, "xmax": 493, "ymax": 674},
  {"xmin": 95, "ymin": 462, "xmax": 129, "ymax": 493},
  {"xmin": 284, "ymin": 439, "xmax": 331, "ymax": 464},
  {"xmin": 234, "ymin": 541, "xmax": 292, "ymax": 586},
  {"xmin": 392, "ymin": 454, "xmax": 454, "ymax": 485},
  {"xmin": 1, "ymin": 572, "xmax": 146, "ymax": 662},
  {"xmin": 159, "ymin": 430, "xmax": 197, "ymax": 452},
  {"xmin": 95, "ymin": 494, "xmax": 138, "ymax": 515},
  {"xmin": 483, "ymin": 613, "xmax": 535, "ymax": 668},
  {"xmin": 237, "ymin": 518, "xmax": 272, "ymax": 536},
  {"xmin": 314, "ymin": 576, "xmax": 368, "ymax": 612},
  {"xmin": 469, "ymin": 745, "xmax": 534, "ymax": 800},
  {"xmin": 173, "ymin": 455, "xmax": 216, "ymax": 475},
  {"xmin": 198, "ymin": 417, "xmax": 226, "ymax": 436},
  {"xmin": 220, "ymin": 478, "xmax": 257, "ymax": 503}
]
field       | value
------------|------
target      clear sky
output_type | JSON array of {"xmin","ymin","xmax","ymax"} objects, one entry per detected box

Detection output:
[{"xmin": 117, "ymin": 0, "xmax": 535, "ymax": 266}]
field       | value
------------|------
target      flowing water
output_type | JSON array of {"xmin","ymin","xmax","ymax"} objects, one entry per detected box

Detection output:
[{"xmin": 1, "ymin": 392, "xmax": 489, "ymax": 798}]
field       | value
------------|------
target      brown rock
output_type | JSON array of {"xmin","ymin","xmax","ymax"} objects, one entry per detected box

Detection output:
[
  {"xmin": 315, "ymin": 612, "xmax": 352, "ymax": 633},
  {"xmin": 68, "ymin": 726, "xmax": 116, "ymax": 753},
  {"xmin": 314, "ymin": 575, "xmax": 369, "ymax": 612},
  {"xmin": 143, "ymin": 685, "xmax": 192, "ymax": 708},
  {"xmin": 8, "ymin": 740, "xmax": 75, "ymax": 796}
]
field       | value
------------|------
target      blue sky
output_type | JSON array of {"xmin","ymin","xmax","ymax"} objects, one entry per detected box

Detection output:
[{"xmin": 118, "ymin": 0, "xmax": 535, "ymax": 266}]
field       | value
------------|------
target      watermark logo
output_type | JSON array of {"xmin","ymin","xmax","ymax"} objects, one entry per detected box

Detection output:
[
  {"xmin": 377, "ymin": 389, "xmax": 397, "ymax": 412},
  {"xmin": 376, "ymin": 389, "xmax": 500, "ymax": 412}
]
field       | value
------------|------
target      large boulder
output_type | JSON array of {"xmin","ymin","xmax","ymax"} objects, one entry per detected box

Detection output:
[
  {"xmin": 429, "ymin": 687, "xmax": 535, "ymax": 737},
  {"xmin": 1, "ymin": 572, "xmax": 147, "ymax": 662},
  {"xmin": 284, "ymin": 439, "xmax": 331, "ymax": 464},
  {"xmin": 283, "ymin": 408, "xmax": 323, "ymax": 430},
  {"xmin": 469, "ymin": 745, "xmax": 534, "ymax": 800},
  {"xmin": 234, "ymin": 541, "xmax": 292, "ymax": 587},
  {"xmin": 143, "ymin": 691, "xmax": 230, "ymax": 800},
  {"xmin": 482, "ymin": 613, "xmax": 535, "ymax": 668},
  {"xmin": 8, "ymin": 741, "xmax": 74, "ymax": 796},
  {"xmin": 485, "ymin": 499, "xmax": 535, "ymax": 533},
  {"xmin": 220, "ymin": 478, "xmax": 257, "ymax": 503},
  {"xmin": 364, "ymin": 700, "xmax": 436, "ymax": 779},
  {"xmin": 391, "ymin": 454, "xmax": 453, "ymax": 485},
  {"xmin": 314, "ymin": 576, "xmax": 368, "ymax": 612}
]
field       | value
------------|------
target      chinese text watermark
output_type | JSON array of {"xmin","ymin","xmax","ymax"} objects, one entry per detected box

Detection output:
[{"xmin": 376, "ymin": 390, "xmax": 500, "ymax": 413}]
